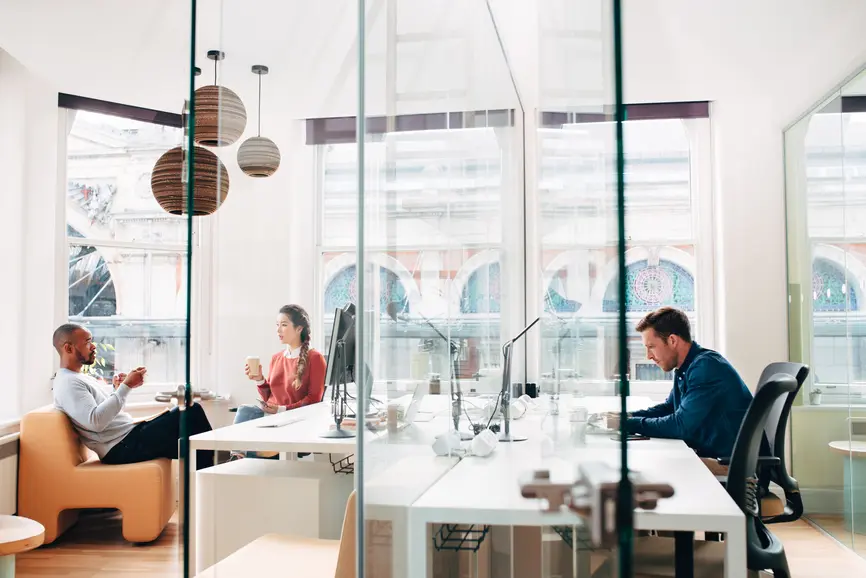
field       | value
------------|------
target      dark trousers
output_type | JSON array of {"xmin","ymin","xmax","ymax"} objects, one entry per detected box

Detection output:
[{"xmin": 103, "ymin": 404, "xmax": 214, "ymax": 470}]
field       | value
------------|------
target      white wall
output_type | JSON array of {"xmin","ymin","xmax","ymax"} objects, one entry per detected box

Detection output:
[{"xmin": 0, "ymin": 49, "xmax": 64, "ymax": 419}]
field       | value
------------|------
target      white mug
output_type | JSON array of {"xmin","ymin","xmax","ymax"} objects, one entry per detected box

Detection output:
[
  {"xmin": 471, "ymin": 428, "xmax": 499, "ymax": 457},
  {"xmin": 246, "ymin": 356, "xmax": 261, "ymax": 377}
]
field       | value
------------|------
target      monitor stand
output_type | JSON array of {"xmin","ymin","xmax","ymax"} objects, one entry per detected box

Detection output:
[
  {"xmin": 320, "ymin": 426, "xmax": 356, "ymax": 439},
  {"xmin": 497, "ymin": 431, "xmax": 527, "ymax": 442}
]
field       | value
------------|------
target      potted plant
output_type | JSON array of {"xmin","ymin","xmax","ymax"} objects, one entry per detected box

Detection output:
[{"xmin": 810, "ymin": 387, "xmax": 823, "ymax": 406}]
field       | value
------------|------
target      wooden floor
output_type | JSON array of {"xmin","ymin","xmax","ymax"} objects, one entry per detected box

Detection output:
[
  {"xmin": 15, "ymin": 510, "xmax": 866, "ymax": 577},
  {"xmin": 17, "ymin": 510, "xmax": 180, "ymax": 577},
  {"xmin": 804, "ymin": 514, "xmax": 866, "ymax": 559}
]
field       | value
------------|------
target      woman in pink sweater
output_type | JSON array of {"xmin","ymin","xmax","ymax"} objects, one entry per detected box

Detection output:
[{"xmin": 231, "ymin": 305, "xmax": 326, "ymax": 458}]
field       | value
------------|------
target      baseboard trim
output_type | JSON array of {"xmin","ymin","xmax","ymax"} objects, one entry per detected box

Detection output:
[{"xmin": 801, "ymin": 488, "xmax": 844, "ymax": 515}]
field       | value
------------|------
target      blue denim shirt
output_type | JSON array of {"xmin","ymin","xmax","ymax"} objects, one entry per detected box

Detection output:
[{"xmin": 626, "ymin": 342, "xmax": 753, "ymax": 458}]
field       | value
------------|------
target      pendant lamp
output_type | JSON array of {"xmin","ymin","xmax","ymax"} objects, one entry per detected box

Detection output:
[
  {"xmin": 194, "ymin": 50, "xmax": 247, "ymax": 147},
  {"xmin": 237, "ymin": 64, "xmax": 281, "ymax": 177},
  {"xmin": 151, "ymin": 146, "xmax": 229, "ymax": 216}
]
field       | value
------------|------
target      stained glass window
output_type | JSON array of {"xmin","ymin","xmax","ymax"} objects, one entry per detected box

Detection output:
[
  {"xmin": 812, "ymin": 258, "xmax": 858, "ymax": 312},
  {"xmin": 460, "ymin": 262, "xmax": 501, "ymax": 314},
  {"xmin": 544, "ymin": 270, "xmax": 582, "ymax": 314},
  {"xmin": 324, "ymin": 265, "xmax": 410, "ymax": 314},
  {"xmin": 603, "ymin": 259, "xmax": 695, "ymax": 312}
]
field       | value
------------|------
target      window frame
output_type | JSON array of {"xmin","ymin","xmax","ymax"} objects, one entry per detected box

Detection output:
[{"xmin": 60, "ymin": 97, "xmax": 202, "ymax": 404}]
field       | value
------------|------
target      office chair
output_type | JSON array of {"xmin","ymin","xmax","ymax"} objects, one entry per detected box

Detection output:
[
  {"xmin": 722, "ymin": 373, "xmax": 796, "ymax": 577},
  {"xmin": 634, "ymin": 374, "xmax": 797, "ymax": 577},
  {"xmin": 711, "ymin": 362, "xmax": 808, "ymax": 527},
  {"xmin": 754, "ymin": 362, "xmax": 809, "ymax": 524}
]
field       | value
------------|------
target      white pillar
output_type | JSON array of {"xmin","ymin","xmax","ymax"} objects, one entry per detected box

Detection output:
[{"xmin": 0, "ymin": 50, "xmax": 64, "ymax": 418}]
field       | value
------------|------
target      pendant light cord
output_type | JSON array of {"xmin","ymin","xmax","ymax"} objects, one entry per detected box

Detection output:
[
  {"xmin": 258, "ymin": 73, "xmax": 262, "ymax": 137},
  {"xmin": 213, "ymin": 58, "xmax": 218, "ymax": 85}
]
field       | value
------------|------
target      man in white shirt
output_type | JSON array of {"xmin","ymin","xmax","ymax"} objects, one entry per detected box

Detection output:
[{"xmin": 52, "ymin": 323, "xmax": 213, "ymax": 469}]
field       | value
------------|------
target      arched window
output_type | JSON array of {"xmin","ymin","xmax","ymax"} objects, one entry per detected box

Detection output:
[
  {"xmin": 544, "ymin": 267, "xmax": 582, "ymax": 313},
  {"xmin": 602, "ymin": 259, "xmax": 695, "ymax": 312},
  {"xmin": 460, "ymin": 262, "xmax": 501, "ymax": 314},
  {"xmin": 324, "ymin": 265, "xmax": 409, "ymax": 314},
  {"xmin": 68, "ymin": 225, "xmax": 116, "ymax": 317},
  {"xmin": 812, "ymin": 257, "xmax": 858, "ymax": 312}
]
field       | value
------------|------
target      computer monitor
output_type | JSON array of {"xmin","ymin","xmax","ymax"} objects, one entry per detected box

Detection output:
[{"xmin": 324, "ymin": 305, "xmax": 355, "ymax": 393}]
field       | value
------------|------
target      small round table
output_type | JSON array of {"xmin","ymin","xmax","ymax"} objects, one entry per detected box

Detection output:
[
  {"xmin": 828, "ymin": 440, "xmax": 866, "ymax": 533},
  {"xmin": 0, "ymin": 515, "xmax": 45, "ymax": 577}
]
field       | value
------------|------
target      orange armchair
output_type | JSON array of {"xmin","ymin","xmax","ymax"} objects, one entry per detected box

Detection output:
[{"xmin": 17, "ymin": 406, "xmax": 175, "ymax": 544}]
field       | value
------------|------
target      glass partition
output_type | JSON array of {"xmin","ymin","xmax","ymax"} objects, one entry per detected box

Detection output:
[
  {"xmin": 358, "ymin": 1, "xmax": 521, "ymax": 575},
  {"xmin": 183, "ymin": 0, "xmax": 631, "ymax": 576},
  {"xmin": 786, "ymin": 66, "xmax": 866, "ymax": 558}
]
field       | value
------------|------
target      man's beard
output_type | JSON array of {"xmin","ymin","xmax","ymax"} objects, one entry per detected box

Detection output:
[{"xmin": 78, "ymin": 350, "xmax": 96, "ymax": 366}]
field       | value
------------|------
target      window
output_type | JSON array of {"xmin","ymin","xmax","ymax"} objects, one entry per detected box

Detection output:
[
  {"xmin": 314, "ymin": 113, "xmax": 518, "ymax": 386},
  {"xmin": 312, "ymin": 106, "xmax": 710, "ymax": 395},
  {"xmin": 65, "ymin": 106, "xmax": 187, "ymax": 402},
  {"xmin": 538, "ymin": 108, "xmax": 714, "ymax": 396},
  {"xmin": 793, "ymin": 104, "xmax": 866, "ymax": 403}
]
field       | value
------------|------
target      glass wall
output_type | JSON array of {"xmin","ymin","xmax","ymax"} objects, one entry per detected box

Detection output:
[
  {"xmin": 786, "ymin": 65, "xmax": 866, "ymax": 558},
  {"xmin": 185, "ymin": 1, "xmax": 631, "ymax": 577}
]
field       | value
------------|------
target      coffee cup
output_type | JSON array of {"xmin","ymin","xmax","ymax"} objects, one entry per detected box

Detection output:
[{"xmin": 246, "ymin": 356, "xmax": 261, "ymax": 377}]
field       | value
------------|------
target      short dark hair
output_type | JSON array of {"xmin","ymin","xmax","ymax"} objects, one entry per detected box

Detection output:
[
  {"xmin": 53, "ymin": 323, "xmax": 84, "ymax": 353},
  {"xmin": 635, "ymin": 307, "xmax": 692, "ymax": 343}
]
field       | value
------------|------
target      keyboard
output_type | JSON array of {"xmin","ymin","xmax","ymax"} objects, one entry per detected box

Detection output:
[{"xmin": 254, "ymin": 414, "xmax": 305, "ymax": 428}]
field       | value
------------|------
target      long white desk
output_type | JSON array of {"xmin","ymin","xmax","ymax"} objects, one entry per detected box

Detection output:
[
  {"xmin": 407, "ymin": 437, "xmax": 746, "ymax": 578},
  {"xmin": 185, "ymin": 393, "xmax": 748, "ymax": 577}
]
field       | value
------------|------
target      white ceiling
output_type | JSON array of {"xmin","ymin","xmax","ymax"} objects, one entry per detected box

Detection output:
[{"xmin": 0, "ymin": 0, "xmax": 518, "ymax": 119}]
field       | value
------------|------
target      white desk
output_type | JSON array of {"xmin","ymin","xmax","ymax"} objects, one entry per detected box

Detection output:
[
  {"xmin": 407, "ymin": 438, "xmax": 746, "ymax": 578},
  {"xmin": 184, "ymin": 394, "xmax": 662, "ymax": 575},
  {"xmin": 186, "ymin": 399, "xmax": 455, "ymax": 575}
]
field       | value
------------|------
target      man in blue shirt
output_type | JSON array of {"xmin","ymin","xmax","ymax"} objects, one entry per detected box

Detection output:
[{"xmin": 608, "ymin": 307, "xmax": 754, "ymax": 460}]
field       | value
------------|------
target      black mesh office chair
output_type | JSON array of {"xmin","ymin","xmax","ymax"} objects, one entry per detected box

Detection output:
[
  {"xmin": 634, "ymin": 374, "xmax": 797, "ymax": 577},
  {"xmin": 724, "ymin": 373, "xmax": 797, "ymax": 576},
  {"xmin": 754, "ymin": 362, "xmax": 809, "ymax": 523}
]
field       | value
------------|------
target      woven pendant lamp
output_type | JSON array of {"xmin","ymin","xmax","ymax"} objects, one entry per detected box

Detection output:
[
  {"xmin": 151, "ymin": 145, "xmax": 230, "ymax": 216},
  {"xmin": 237, "ymin": 64, "xmax": 281, "ymax": 177},
  {"xmin": 194, "ymin": 50, "xmax": 247, "ymax": 147}
]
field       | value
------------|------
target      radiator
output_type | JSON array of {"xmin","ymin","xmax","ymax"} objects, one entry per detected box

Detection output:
[{"xmin": 0, "ymin": 434, "xmax": 18, "ymax": 515}]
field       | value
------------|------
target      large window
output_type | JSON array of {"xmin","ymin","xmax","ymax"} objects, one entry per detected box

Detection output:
[
  {"xmin": 315, "ymin": 114, "xmax": 517, "ymax": 386},
  {"xmin": 790, "ymin": 101, "xmax": 866, "ymax": 404},
  {"xmin": 537, "ymin": 109, "xmax": 714, "ymax": 396},
  {"xmin": 65, "ymin": 106, "xmax": 187, "ymax": 401},
  {"xmin": 311, "ymin": 106, "xmax": 712, "ymax": 395}
]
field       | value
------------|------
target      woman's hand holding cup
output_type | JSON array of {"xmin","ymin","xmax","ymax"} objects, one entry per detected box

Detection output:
[{"xmin": 245, "ymin": 356, "xmax": 263, "ymax": 381}]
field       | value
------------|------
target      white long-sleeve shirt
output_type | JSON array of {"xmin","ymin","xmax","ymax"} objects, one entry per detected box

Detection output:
[{"xmin": 53, "ymin": 368, "xmax": 137, "ymax": 459}]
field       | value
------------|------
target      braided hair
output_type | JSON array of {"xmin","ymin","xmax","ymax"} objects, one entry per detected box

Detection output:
[{"xmin": 280, "ymin": 304, "xmax": 312, "ymax": 390}]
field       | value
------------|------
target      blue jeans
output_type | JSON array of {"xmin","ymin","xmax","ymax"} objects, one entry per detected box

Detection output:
[{"xmin": 233, "ymin": 404, "xmax": 277, "ymax": 458}]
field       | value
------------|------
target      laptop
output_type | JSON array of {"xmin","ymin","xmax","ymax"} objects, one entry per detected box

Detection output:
[{"xmin": 393, "ymin": 386, "xmax": 435, "ymax": 431}]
